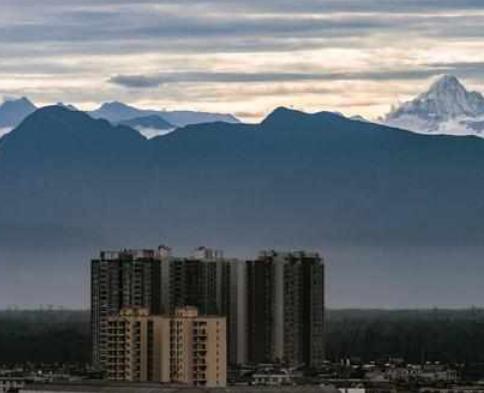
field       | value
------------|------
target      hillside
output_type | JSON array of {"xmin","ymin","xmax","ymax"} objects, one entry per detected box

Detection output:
[{"xmin": 1, "ymin": 106, "xmax": 484, "ymax": 307}]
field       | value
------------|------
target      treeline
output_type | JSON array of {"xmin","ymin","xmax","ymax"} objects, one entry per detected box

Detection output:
[
  {"xmin": 0, "ymin": 310, "xmax": 90, "ymax": 364},
  {"xmin": 325, "ymin": 308, "xmax": 484, "ymax": 364},
  {"xmin": 2, "ymin": 309, "xmax": 484, "ymax": 365}
]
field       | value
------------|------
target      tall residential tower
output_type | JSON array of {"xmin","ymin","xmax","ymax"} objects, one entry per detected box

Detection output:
[
  {"xmin": 91, "ymin": 247, "xmax": 248, "ymax": 369},
  {"xmin": 91, "ymin": 247, "xmax": 324, "ymax": 372},
  {"xmin": 247, "ymin": 251, "xmax": 325, "ymax": 367},
  {"xmin": 91, "ymin": 249, "xmax": 164, "ymax": 368}
]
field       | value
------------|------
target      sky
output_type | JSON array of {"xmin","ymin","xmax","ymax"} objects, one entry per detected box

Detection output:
[{"xmin": 2, "ymin": 0, "xmax": 484, "ymax": 121}]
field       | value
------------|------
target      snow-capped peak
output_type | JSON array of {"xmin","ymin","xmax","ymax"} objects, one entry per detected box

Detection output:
[
  {"xmin": 424, "ymin": 75, "xmax": 467, "ymax": 107},
  {"xmin": 421, "ymin": 74, "xmax": 484, "ymax": 118},
  {"xmin": 383, "ymin": 75, "xmax": 484, "ymax": 135},
  {"xmin": 428, "ymin": 74, "xmax": 463, "ymax": 92}
]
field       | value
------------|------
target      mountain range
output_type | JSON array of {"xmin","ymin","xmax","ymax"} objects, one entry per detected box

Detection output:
[
  {"xmin": 3, "ymin": 75, "xmax": 484, "ymax": 140},
  {"xmin": 1, "ymin": 104, "xmax": 484, "ymax": 308},
  {"xmin": 0, "ymin": 98, "xmax": 239, "ymax": 138},
  {"xmin": 89, "ymin": 101, "xmax": 239, "ymax": 128}
]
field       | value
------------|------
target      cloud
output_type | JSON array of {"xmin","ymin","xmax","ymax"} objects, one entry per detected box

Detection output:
[
  {"xmin": 424, "ymin": 62, "xmax": 484, "ymax": 80},
  {"xmin": 109, "ymin": 75, "xmax": 163, "ymax": 88},
  {"xmin": 109, "ymin": 72, "xmax": 334, "ymax": 88},
  {"xmin": 6, "ymin": 0, "xmax": 483, "ymax": 15},
  {"xmin": 0, "ymin": 13, "xmax": 401, "ymax": 46},
  {"xmin": 201, "ymin": 0, "xmax": 484, "ymax": 14},
  {"xmin": 109, "ymin": 67, "xmax": 471, "ymax": 89},
  {"xmin": 2, "ymin": 0, "xmax": 484, "ymax": 120},
  {"xmin": 2, "ymin": 3, "xmax": 484, "ymax": 51}
]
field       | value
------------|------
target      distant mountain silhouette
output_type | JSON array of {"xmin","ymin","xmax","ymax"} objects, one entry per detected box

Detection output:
[
  {"xmin": 2, "ymin": 105, "xmax": 484, "ymax": 308},
  {"xmin": 90, "ymin": 101, "xmax": 239, "ymax": 127},
  {"xmin": 0, "ymin": 98, "xmax": 240, "ymax": 136},
  {"xmin": 0, "ymin": 97, "xmax": 37, "ymax": 129},
  {"xmin": 89, "ymin": 101, "xmax": 143, "ymax": 122},
  {"xmin": 0, "ymin": 106, "xmax": 145, "ymax": 161}
]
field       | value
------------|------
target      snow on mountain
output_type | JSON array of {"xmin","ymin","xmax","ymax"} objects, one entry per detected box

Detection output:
[
  {"xmin": 350, "ymin": 115, "xmax": 369, "ymax": 123},
  {"xmin": 0, "ymin": 127, "xmax": 13, "ymax": 138},
  {"xmin": 383, "ymin": 75, "xmax": 484, "ymax": 136}
]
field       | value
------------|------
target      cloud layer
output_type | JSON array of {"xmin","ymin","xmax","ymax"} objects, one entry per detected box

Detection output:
[{"xmin": 2, "ymin": 0, "xmax": 484, "ymax": 120}]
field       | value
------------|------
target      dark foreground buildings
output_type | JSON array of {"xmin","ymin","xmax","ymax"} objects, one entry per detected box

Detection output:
[{"xmin": 91, "ymin": 246, "xmax": 325, "ymax": 374}]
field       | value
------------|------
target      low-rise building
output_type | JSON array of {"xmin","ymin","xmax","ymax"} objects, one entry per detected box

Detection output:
[
  {"xmin": 106, "ymin": 306, "xmax": 226, "ymax": 387},
  {"xmin": 252, "ymin": 370, "xmax": 293, "ymax": 386}
]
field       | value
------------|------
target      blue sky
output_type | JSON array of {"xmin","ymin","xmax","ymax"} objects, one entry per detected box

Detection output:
[{"xmin": 2, "ymin": 0, "xmax": 484, "ymax": 120}]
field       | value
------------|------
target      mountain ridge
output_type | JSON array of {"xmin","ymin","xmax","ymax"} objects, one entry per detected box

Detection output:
[
  {"xmin": 119, "ymin": 114, "xmax": 175, "ymax": 138},
  {"xmin": 89, "ymin": 101, "xmax": 240, "ymax": 127},
  {"xmin": 0, "ymin": 97, "xmax": 241, "ymax": 134},
  {"xmin": 3, "ymin": 76, "xmax": 484, "ymax": 138},
  {"xmin": 3, "ymin": 104, "xmax": 484, "ymax": 307}
]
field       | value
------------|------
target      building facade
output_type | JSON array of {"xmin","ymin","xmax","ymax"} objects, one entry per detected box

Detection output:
[
  {"xmin": 170, "ymin": 306, "xmax": 227, "ymax": 386},
  {"xmin": 91, "ymin": 249, "xmax": 164, "ymax": 368},
  {"xmin": 106, "ymin": 306, "xmax": 227, "ymax": 387},
  {"xmin": 105, "ymin": 308, "xmax": 168, "ymax": 382},
  {"xmin": 92, "ymin": 247, "xmax": 324, "ymax": 373},
  {"xmin": 247, "ymin": 251, "xmax": 325, "ymax": 368},
  {"xmin": 91, "ymin": 247, "xmax": 247, "ymax": 369}
]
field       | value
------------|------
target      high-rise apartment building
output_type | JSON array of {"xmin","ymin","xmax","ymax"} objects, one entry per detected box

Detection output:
[
  {"xmin": 92, "ymin": 246, "xmax": 324, "ymax": 373},
  {"xmin": 224, "ymin": 259, "xmax": 248, "ymax": 366},
  {"xmin": 166, "ymin": 253, "xmax": 223, "ymax": 315},
  {"xmin": 91, "ymin": 247, "xmax": 247, "ymax": 369},
  {"xmin": 91, "ymin": 249, "xmax": 165, "ymax": 368},
  {"xmin": 247, "ymin": 251, "xmax": 325, "ymax": 368},
  {"xmin": 106, "ymin": 306, "xmax": 227, "ymax": 387}
]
